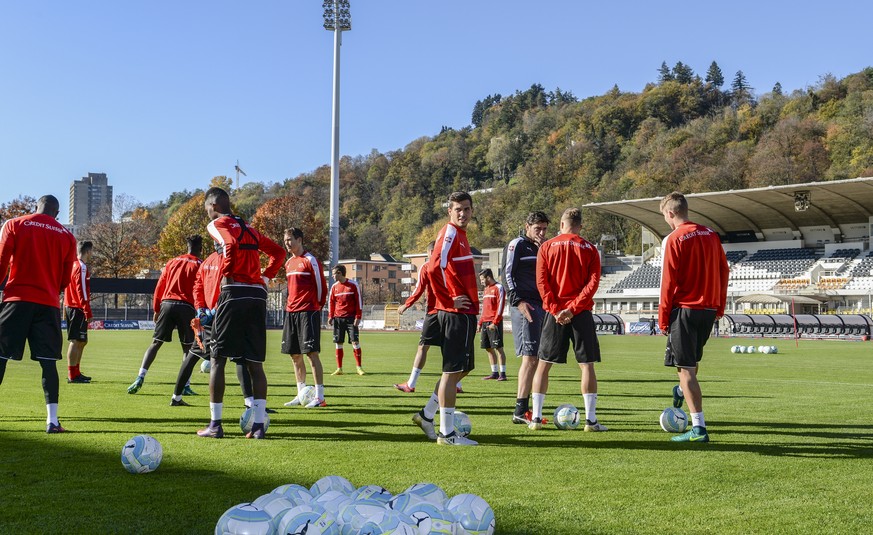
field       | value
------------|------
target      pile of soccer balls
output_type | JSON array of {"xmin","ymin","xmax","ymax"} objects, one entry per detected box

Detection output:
[
  {"xmin": 730, "ymin": 345, "xmax": 779, "ymax": 354},
  {"xmin": 215, "ymin": 475, "xmax": 495, "ymax": 535}
]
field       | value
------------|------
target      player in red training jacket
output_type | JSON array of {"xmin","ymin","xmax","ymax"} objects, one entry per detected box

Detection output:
[
  {"xmin": 196, "ymin": 187, "xmax": 284, "ymax": 440},
  {"xmin": 478, "ymin": 268, "xmax": 507, "ymax": 381},
  {"xmin": 0, "ymin": 195, "xmax": 77, "ymax": 433},
  {"xmin": 281, "ymin": 227, "xmax": 329, "ymax": 408},
  {"xmin": 659, "ymin": 192, "xmax": 729, "ymax": 444},
  {"xmin": 412, "ymin": 191, "xmax": 480, "ymax": 446},
  {"xmin": 127, "ymin": 235, "xmax": 202, "ymax": 395},
  {"xmin": 63, "ymin": 240, "xmax": 93, "ymax": 383},
  {"xmin": 530, "ymin": 207, "xmax": 607, "ymax": 433},
  {"xmin": 327, "ymin": 264, "xmax": 365, "ymax": 376}
]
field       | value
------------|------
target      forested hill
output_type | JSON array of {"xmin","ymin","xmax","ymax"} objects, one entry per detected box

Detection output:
[{"xmin": 144, "ymin": 63, "xmax": 873, "ymax": 264}]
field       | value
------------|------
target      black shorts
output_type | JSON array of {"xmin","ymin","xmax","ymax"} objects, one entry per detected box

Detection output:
[
  {"xmin": 419, "ymin": 313, "xmax": 441, "ymax": 346},
  {"xmin": 664, "ymin": 308, "xmax": 717, "ymax": 369},
  {"xmin": 510, "ymin": 302, "xmax": 545, "ymax": 357},
  {"xmin": 153, "ymin": 300, "xmax": 196, "ymax": 344},
  {"xmin": 437, "ymin": 310, "xmax": 475, "ymax": 373},
  {"xmin": 282, "ymin": 310, "xmax": 321, "ymax": 355},
  {"xmin": 332, "ymin": 317, "xmax": 360, "ymax": 344},
  {"xmin": 211, "ymin": 284, "xmax": 268, "ymax": 362},
  {"xmin": 538, "ymin": 310, "xmax": 601, "ymax": 364},
  {"xmin": 189, "ymin": 324, "xmax": 215, "ymax": 361},
  {"xmin": 65, "ymin": 307, "xmax": 89, "ymax": 342},
  {"xmin": 480, "ymin": 321, "xmax": 504, "ymax": 349},
  {"xmin": 0, "ymin": 301, "xmax": 62, "ymax": 361}
]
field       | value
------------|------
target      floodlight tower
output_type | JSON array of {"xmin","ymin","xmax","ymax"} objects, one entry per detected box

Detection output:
[{"xmin": 324, "ymin": 0, "xmax": 350, "ymax": 274}]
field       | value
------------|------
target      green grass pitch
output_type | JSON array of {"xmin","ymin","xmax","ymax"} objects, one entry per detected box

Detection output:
[{"xmin": 0, "ymin": 331, "xmax": 871, "ymax": 534}]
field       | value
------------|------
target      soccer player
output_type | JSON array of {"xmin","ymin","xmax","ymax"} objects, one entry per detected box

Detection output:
[
  {"xmin": 503, "ymin": 211, "xmax": 550, "ymax": 424},
  {"xmin": 280, "ymin": 227, "xmax": 329, "ymax": 408},
  {"xmin": 478, "ymin": 268, "xmax": 507, "ymax": 381},
  {"xmin": 529, "ymin": 207, "xmax": 607, "ymax": 432},
  {"xmin": 395, "ymin": 242, "xmax": 463, "ymax": 394},
  {"xmin": 328, "ymin": 264, "xmax": 365, "ymax": 376},
  {"xmin": 169, "ymin": 241, "xmax": 255, "ymax": 409},
  {"xmin": 0, "ymin": 194, "xmax": 77, "ymax": 433},
  {"xmin": 64, "ymin": 240, "xmax": 93, "ymax": 383},
  {"xmin": 659, "ymin": 192, "xmax": 729, "ymax": 443},
  {"xmin": 197, "ymin": 187, "xmax": 284, "ymax": 439},
  {"xmin": 127, "ymin": 235, "xmax": 202, "ymax": 394},
  {"xmin": 412, "ymin": 191, "xmax": 479, "ymax": 446}
]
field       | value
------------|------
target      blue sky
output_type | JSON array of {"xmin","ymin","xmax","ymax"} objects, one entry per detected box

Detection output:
[{"xmin": 2, "ymin": 1, "xmax": 871, "ymax": 222}]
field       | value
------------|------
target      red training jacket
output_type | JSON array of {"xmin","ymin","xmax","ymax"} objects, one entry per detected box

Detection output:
[
  {"xmin": 206, "ymin": 215, "xmax": 284, "ymax": 285},
  {"xmin": 153, "ymin": 253, "xmax": 201, "ymax": 309},
  {"xmin": 428, "ymin": 222, "xmax": 479, "ymax": 315},
  {"xmin": 403, "ymin": 263, "xmax": 436, "ymax": 314},
  {"xmin": 285, "ymin": 251, "xmax": 326, "ymax": 312},
  {"xmin": 0, "ymin": 213, "xmax": 77, "ymax": 309},
  {"xmin": 329, "ymin": 279, "xmax": 362, "ymax": 320},
  {"xmin": 479, "ymin": 282, "xmax": 505, "ymax": 326},
  {"xmin": 536, "ymin": 233, "xmax": 600, "ymax": 315},
  {"xmin": 193, "ymin": 252, "xmax": 222, "ymax": 310},
  {"xmin": 658, "ymin": 221, "xmax": 729, "ymax": 332},
  {"xmin": 64, "ymin": 260, "xmax": 92, "ymax": 319}
]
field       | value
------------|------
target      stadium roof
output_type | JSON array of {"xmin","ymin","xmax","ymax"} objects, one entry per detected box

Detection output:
[{"xmin": 583, "ymin": 177, "xmax": 873, "ymax": 240}]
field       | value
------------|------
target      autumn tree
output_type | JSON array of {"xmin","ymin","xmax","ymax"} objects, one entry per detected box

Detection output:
[
  {"xmin": 157, "ymin": 193, "xmax": 210, "ymax": 261},
  {"xmin": 0, "ymin": 195, "xmax": 37, "ymax": 222},
  {"xmin": 251, "ymin": 194, "xmax": 328, "ymax": 269}
]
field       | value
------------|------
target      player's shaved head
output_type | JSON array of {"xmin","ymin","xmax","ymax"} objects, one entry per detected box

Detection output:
[
  {"xmin": 37, "ymin": 195, "xmax": 60, "ymax": 218},
  {"xmin": 561, "ymin": 208, "xmax": 582, "ymax": 229},
  {"xmin": 205, "ymin": 187, "xmax": 231, "ymax": 212},
  {"xmin": 660, "ymin": 192, "xmax": 689, "ymax": 218}
]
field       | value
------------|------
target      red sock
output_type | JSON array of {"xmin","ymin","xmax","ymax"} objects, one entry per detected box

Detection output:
[
  {"xmin": 353, "ymin": 348, "xmax": 362, "ymax": 367},
  {"xmin": 68, "ymin": 366, "xmax": 77, "ymax": 379},
  {"xmin": 74, "ymin": 364, "xmax": 81, "ymax": 376},
  {"xmin": 336, "ymin": 348, "xmax": 344, "ymax": 368}
]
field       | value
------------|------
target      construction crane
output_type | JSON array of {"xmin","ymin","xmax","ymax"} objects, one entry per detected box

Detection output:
[{"xmin": 234, "ymin": 160, "xmax": 247, "ymax": 189}]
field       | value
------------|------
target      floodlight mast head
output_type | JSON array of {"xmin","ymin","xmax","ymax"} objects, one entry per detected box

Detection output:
[{"xmin": 323, "ymin": 0, "xmax": 351, "ymax": 31}]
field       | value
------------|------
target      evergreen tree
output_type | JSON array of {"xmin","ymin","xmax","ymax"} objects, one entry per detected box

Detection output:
[
  {"xmin": 772, "ymin": 82, "xmax": 783, "ymax": 96},
  {"xmin": 705, "ymin": 61, "xmax": 724, "ymax": 87},
  {"xmin": 658, "ymin": 61, "xmax": 674, "ymax": 83},
  {"xmin": 673, "ymin": 61, "xmax": 695, "ymax": 84},
  {"xmin": 731, "ymin": 70, "xmax": 754, "ymax": 106}
]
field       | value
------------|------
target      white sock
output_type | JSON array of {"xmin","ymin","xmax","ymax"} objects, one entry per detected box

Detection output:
[
  {"xmin": 677, "ymin": 384, "xmax": 684, "ymax": 396},
  {"xmin": 692, "ymin": 412, "xmax": 705, "ymax": 428},
  {"xmin": 408, "ymin": 367, "xmax": 422, "ymax": 388},
  {"xmin": 296, "ymin": 382, "xmax": 306, "ymax": 394},
  {"xmin": 253, "ymin": 399, "xmax": 266, "ymax": 424},
  {"xmin": 439, "ymin": 407, "xmax": 455, "ymax": 437},
  {"xmin": 47, "ymin": 403, "xmax": 58, "ymax": 426},
  {"xmin": 491, "ymin": 364, "xmax": 498, "ymax": 373},
  {"xmin": 499, "ymin": 364, "xmax": 506, "ymax": 373},
  {"xmin": 583, "ymin": 393, "xmax": 597, "ymax": 423},
  {"xmin": 210, "ymin": 402, "xmax": 223, "ymax": 422},
  {"xmin": 172, "ymin": 394, "xmax": 182, "ymax": 402},
  {"xmin": 244, "ymin": 396, "xmax": 254, "ymax": 408},
  {"xmin": 315, "ymin": 384, "xmax": 324, "ymax": 400},
  {"xmin": 456, "ymin": 381, "xmax": 463, "ymax": 389},
  {"xmin": 532, "ymin": 392, "xmax": 545, "ymax": 420},
  {"xmin": 423, "ymin": 392, "xmax": 439, "ymax": 420},
  {"xmin": 138, "ymin": 367, "xmax": 148, "ymax": 378}
]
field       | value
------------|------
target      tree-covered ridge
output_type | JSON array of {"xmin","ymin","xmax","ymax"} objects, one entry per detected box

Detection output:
[{"xmin": 70, "ymin": 63, "xmax": 873, "ymax": 272}]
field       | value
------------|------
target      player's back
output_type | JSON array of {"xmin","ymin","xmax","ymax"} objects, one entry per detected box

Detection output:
[{"xmin": 662, "ymin": 222, "xmax": 727, "ymax": 309}]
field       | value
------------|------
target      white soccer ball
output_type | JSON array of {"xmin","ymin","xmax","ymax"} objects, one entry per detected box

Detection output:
[
  {"xmin": 311, "ymin": 475, "xmax": 356, "ymax": 496},
  {"xmin": 445, "ymin": 494, "xmax": 495, "ymax": 535},
  {"xmin": 761, "ymin": 345, "xmax": 771, "ymax": 354},
  {"xmin": 239, "ymin": 406, "xmax": 271, "ymax": 434},
  {"xmin": 276, "ymin": 504, "xmax": 337, "ymax": 535},
  {"xmin": 357, "ymin": 510, "xmax": 417, "ymax": 535},
  {"xmin": 200, "ymin": 359, "xmax": 212, "ymax": 373},
  {"xmin": 297, "ymin": 385, "xmax": 317, "ymax": 407},
  {"xmin": 405, "ymin": 502, "xmax": 457, "ymax": 535},
  {"xmin": 453, "ymin": 411, "xmax": 472, "ymax": 437},
  {"xmin": 553, "ymin": 404, "xmax": 580, "ymax": 430},
  {"xmin": 659, "ymin": 407, "xmax": 688, "ymax": 433},
  {"xmin": 215, "ymin": 503, "xmax": 273, "ymax": 535},
  {"xmin": 121, "ymin": 434, "xmax": 163, "ymax": 474},
  {"xmin": 387, "ymin": 493, "xmax": 427, "ymax": 515},
  {"xmin": 252, "ymin": 493, "xmax": 296, "ymax": 529},
  {"xmin": 352, "ymin": 485, "xmax": 393, "ymax": 504},
  {"xmin": 730, "ymin": 345, "xmax": 739, "ymax": 354},
  {"xmin": 314, "ymin": 490, "xmax": 354, "ymax": 516},
  {"xmin": 403, "ymin": 483, "xmax": 448, "ymax": 507},
  {"xmin": 272, "ymin": 484, "xmax": 313, "ymax": 506},
  {"xmin": 337, "ymin": 500, "xmax": 388, "ymax": 534},
  {"xmin": 771, "ymin": 345, "xmax": 778, "ymax": 354},
  {"xmin": 746, "ymin": 345, "xmax": 756, "ymax": 354}
]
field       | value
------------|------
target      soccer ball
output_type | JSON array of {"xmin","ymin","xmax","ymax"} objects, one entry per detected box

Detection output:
[
  {"xmin": 296, "ymin": 385, "xmax": 317, "ymax": 407},
  {"xmin": 445, "ymin": 494, "xmax": 495, "ymax": 535},
  {"xmin": 200, "ymin": 359, "xmax": 212, "ymax": 373},
  {"xmin": 239, "ymin": 406, "xmax": 271, "ymax": 434},
  {"xmin": 352, "ymin": 485, "xmax": 393, "ymax": 504},
  {"xmin": 311, "ymin": 475, "xmax": 356, "ymax": 496},
  {"xmin": 453, "ymin": 411, "xmax": 472, "ymax": 437},
  {"xmin": 770, "ymin": 345, "xmax": 778, "ymax": 354},
  {"xmin": 553, "ymin": 404, "xmax": 580, "ymax": 430},
  {"xmin": 357, "ymin": 510, "xmax": 417, "ymax": 535},
  {"xmin": 272, "ymin": 484, "xmax": 313, "ymax": 506},
  {"xmin": 729, "ymin": 345, "xmax": 738, "ymax": 353},
  {"xmin": 746, "ymin": 345, "xmax": 756, "ymax": 354},
  {"xmin": 252, "ymin": 493, "xmax": 296, "ymax": 529},
  {"xmin": 659, "ymin": 407, "xmax": 688, "ymax": 433},
  {"xmin": 275, "ymin": 504, "xmax": 337, "ymax": 535},
  {"xmin": 215, "ymin": 503, "xmax": 273, "ymax": 535},
  {"xmin": 337, "ymin": 500, "xmax": 388, "ymax": 534},
  {"xmin": 314, "ymin": 490, "xmax": 354, "ymax": 515},
  {"xmin": 121, "ymin": 434, "xmax": 163, "ymax": 474},
  {"xmin": 405, "ymin": 502, "xmax": 457, "ymax": 535},
  {"xmin": 403, "ymin": 483, "xmax": 448, "ymax": 507},
  {"xmin": 387, "ymin": 493, "xmax": 427, "ymax": 515}
]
